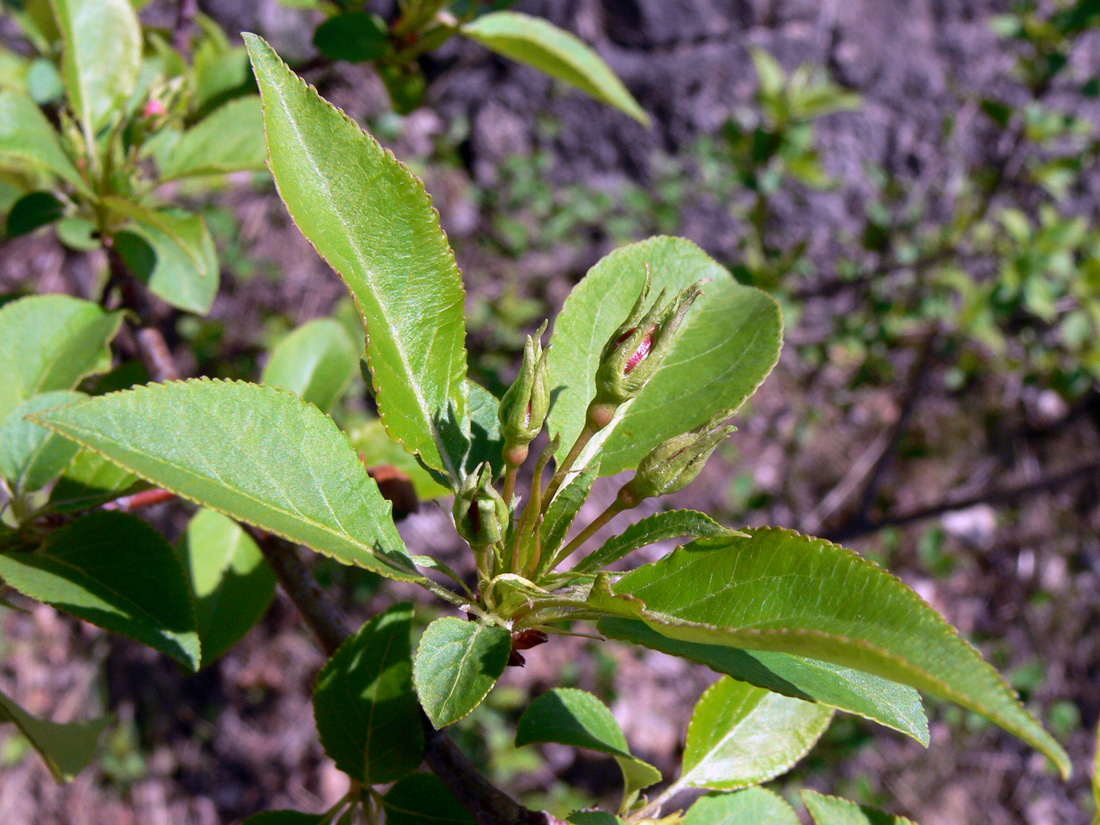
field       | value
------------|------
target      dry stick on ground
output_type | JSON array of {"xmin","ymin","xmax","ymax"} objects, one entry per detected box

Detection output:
[
  {"xmin": 252, "ymin": 532, "xmax": 567, "ymax": 825},
  {"xmin": 804, "ymin": 329, "xmax": 940, "ymax": 536},
  {"xmin": 824, "ymin": 452, "xmax": 1100, "ymax": 543}
]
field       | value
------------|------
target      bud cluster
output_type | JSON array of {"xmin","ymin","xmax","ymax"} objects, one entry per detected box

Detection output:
[
  {"xmin": 498, "ymin": 321, "xmax": 550, "ymax": 466},
  {"xmin": 589, "ymin": 269, "xmax": 705, "ymax": 428},
  {"xmin": 618, "ymin": 413, "xmax": 736, "ymax": 507}
]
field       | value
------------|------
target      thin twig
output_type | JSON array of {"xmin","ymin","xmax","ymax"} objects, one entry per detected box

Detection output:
[
  {"xmin": 173, "ymin": 0, "xmax": 199, "ymax": 53},
  {"xmin": 824, "ymin": 453, "xmax": 1100, "ymax": 543},
  {"xmin": 103, "ymin": 241, "xmax": 181, "ymax": 382},
  {"xmin": 254, "ymin": 532, "xmax": 565, "ymax": 825}
]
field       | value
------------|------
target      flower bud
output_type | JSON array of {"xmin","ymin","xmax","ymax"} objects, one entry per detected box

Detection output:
[
  {"xmin": 593, "ymin": 268, "xmax": 704, "ymax": 409},
  {"xmin": 453, "ymin": 462, "xmax": 509, "ymax": 549},
  {"xmin": 498, "ymin": 321, "xmax": 550, "ymax": 459},
  {"xmin": 618, "ymin": 413, "xmax": 736, "ymax": 506}
]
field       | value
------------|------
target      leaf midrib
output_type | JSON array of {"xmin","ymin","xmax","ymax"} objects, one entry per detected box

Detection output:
[{"xmin": 266, "ymin": 78, "xmax": 457, "ymax": 480}]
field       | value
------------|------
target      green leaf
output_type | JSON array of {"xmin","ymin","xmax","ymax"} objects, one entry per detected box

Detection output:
[
  {"xmin": 240, "ymin": 813, "xmax": 326, "ymax": 825},
  {"xmin": 313, "ymin": 602, "xmax": 423, "ymax": 785},
  {"xmin": 413, "ymin": 617, "xmax": 511, "ymax": 728},
  {"xmin": 32, "ymin": 379, "xmax": 420, "ymax": 582},
  {"xmin": 0, "ymin": 90, "xmax": 90, "ymax": 195},
  {"xmin": 462, "ymin": 12, "xmax": 648, "ymax": 126},
  {"xmin": 540, "ymin": 460, "xmax": 599, "ymax": 562},
  {"xmin": 45, "ymin": 447, "xmax": 141, "ymax": 514},
  {"xmin": 0, "ymin": 688, "xmax": 109, "ymax": 781},
  {"xmin": 193, "ymin": 46, "xmax": 253, "ymax": 115},
  {"xmin": 51, "ymin": 0, "xmax": 141, "ymax": 131},
  {"xmin": 463, "ymin": 380, "xmax": 505, "ymax": 479},
  {"xmin": 348, "ymin": 418, "xmax": 449, "ymax": 501},
  {"xmin": 545, "ymin": 237, "xmax": 781, "ymax": 479},
  {"xmin": 0, "ymin": 294, "xmax": 123, "ymax": 424},
  {"xmin": 568, "ymin": 814, "xmax": 624, "ymax": 825},
  {"xmin": 154, "ymin": 96, "xmax": 267, "ymax": 180},
  {"xmin": 6, "ymin": 190, "xmax": 64, "ymax": 237},
  {"xmin": 245, "ymin": 35, "xmax": 470, "ymax": 482},
  {"xmin": 598, "ymin": 617, "xmax": 928, "ymax": 745},
  {"xmin": 604, "ymin": 528, "xmax": 1071, "ymax": 778},
  {"xmin": 105, "ymin": 198, "xmax": 219, "ymax": 316},
  {"xmin": 751, "ymin": 48, "xmax": 785, "ymax": 98},
  {"xmin": 262, "ymin": 318, "xmax": 358, "ymax": 414},
  {"xmin": 178, "ymin": 509, "xmax": 275, "ymax": 669},
  {"xmin": 515, "ymin": 687, "xmax": 660, "ymax": 811},
  {"xmin": 313, "ymin": 11, "xmax": 389, "ymax": 62},
  {"xmin": 574, "ymin": 509, "xmax": 737, "ymax": 574},
  {"xmin": 0, "ymin": 390, "xmax": 85, "ymax": 494},
  {"xmin": 0, "ymin": 511, "xmax": 200, "ymax": 668},
  {"xmin": 382, "ymin": 773, "xmax": 477, "ymax": 825},
  {"xmin": 1093, "ymin": 718, "xmax": 1100, "ymax": 825},
  {"xmin": 801, "ymin": 791, "xmax": 918, "ymax": 825},
  {"xmin": 679, "ymin": 677, "xmax": 832, "ymax": 791},
  {"xmin": 683, "ymin": 789, "xmax": 800, "ymax": 825}
]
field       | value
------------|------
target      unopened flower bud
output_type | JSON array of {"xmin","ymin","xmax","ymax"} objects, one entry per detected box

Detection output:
[
  {"xmin": 618, "ymin": 413, "xmax": 736, "ymax": 506},
  {"xmin": 453, "ymin": 462, "xmax": 509, "ymax": 549},
  {"xmin": 498, "ymin": 321, "xmax": 550, "ymax": 462},
  {"xmin": 593, "ymin": 268, "xmax": 704, "ymax": 411}
]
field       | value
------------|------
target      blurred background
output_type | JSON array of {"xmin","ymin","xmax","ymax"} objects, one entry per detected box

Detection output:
[{"xmin": 2, "ymin": 1, "xmax": 1100, "ymax": 823}]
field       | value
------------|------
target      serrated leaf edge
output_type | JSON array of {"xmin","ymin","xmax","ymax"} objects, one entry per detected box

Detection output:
[{"xmin": 30, "ymin": 378, "xmax": 421, "ymax": 583}]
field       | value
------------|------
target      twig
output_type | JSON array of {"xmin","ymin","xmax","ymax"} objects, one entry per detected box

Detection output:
[
  {"xmin": 824, "ymin": 453, "xmax": 1100, "ymax": 543},
  {"xmin": 850, "ymin": 329, "xmax": 940, "ymax": 525},
  {"xmin": 253, "ymin": 531, "xmax": 565, "ymax": 825},
  {"xmin": 103, "ymin": 240, "xmax": 181, "ymax": 382},
  {"xmin": 173, "ymin": 0, "xmax": 199, "ymax": 53}
]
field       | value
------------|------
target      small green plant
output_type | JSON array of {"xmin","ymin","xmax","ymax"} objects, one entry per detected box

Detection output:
[
  {"xmin": 0, "ymin": 33, "xmax": 1075, "ymax": 825},
  {"xmin": 0, "ymin": 0, "xmax": 269, "ymax": 321},
  {"xmin": 285, "ymin": 0, "xmax": 648, "ymax": 123}
]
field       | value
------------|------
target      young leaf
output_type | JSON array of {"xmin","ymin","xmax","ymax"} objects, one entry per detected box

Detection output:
[
  {"xmin": 0, "ymin": 390, "xmax": 84, "ymax": 494},
  {"xmin": 1093, "ymin": 718, "xmax": 1100, "ymax": 825},
  {"xmin": 178, "ymin": 509, "xmax": 275, "ymax": 669},
  {"xmin": 0, "ymin": 511, "xmax": 200, "ymax": 668},
  {"xmin": 154, "ymin": 96, "xmax": 267, "ymax": 181},
  {"xmin": 245, "ymin": 34, "xmax": 471, "ymax": 481},
  {"xmin": 801, "ymin": 791, "xmax": 918, "ymax": 825},
  {"xmin": 545, "ymin": 237, "xmax": 781, "ymax": 479},
  {"xmin": 463, "ymin": 381, "xmax": 506, "ymax": 479},
  {"xmin": 678, "ymin": 677, "xmax": 833, "ymax": 791},
  {"xmin": 6, "ymin": 190, "xmax": 65, "ymax": 237},
  {"xmin": 312, "ymin": 11, "xmax": 389, "ymax": 62},
  {"xmin": 413, "ymin": 617, "xmax": 511, "ymax": 728},
  {"xmin": 45, "ymin": 447, "xmax": 141, "ymax": 514},
  {"xmin": 0, "ymin": 90, "xmax": 90, "ymax": 195},
  {"xmin": 462, "ymin": 12, "xmax": 649, "ymax": 126},
  {"xmin": 382, "ymin": 773, "xmax": 477, "ymax": 825},
  {"xmin": 261, "ymin": 318, "xmax": 358, "ymax": 414},
  {"xmin": 539, "ymin": 460, "xmax": 599, "ymax": 561},
  {"xmin": 105, "ymin": 198, "xmax": 219, "ymax": 316},
  {"xmin": 683, "ymin": 788, "xmax": 800, "ymax": 825},
  {"xmin": 603, "ymin": 528, "xmax": 1071, "ymax": 778},
  {"xmin": 598, "ymin": 617, "xmax": 928, "ymax": 745},
  {"xmin": 574, "ymin": 509, "xmax": 736, "ymax": 574},
  {"xmin": 515, "ymin": 687, "xmax": 660, "ymax": 811},
  {"xmin": 240, "ymin": 813, "xmax": 326, "ymax": 825},
  {"xmin": 313, "ymin": 602, "xmax": 423, "ymax": 785},
  {"xmin": 32, "ymin": 379, "xmax": 420, "ymax": 582},
  {"xmin": 0, "ymin": 688, "xmax": 109, "ymax": 782},
  {"xmin": 568, "ymin": 814, "xmax": 624, "ymax": 825},
  {"xmin": 51, "ymin": 0, "xmax": 141, "ymax": 131},
  {"xmin": 0, "ymin": 294, "xmax": 123, "ymax": 424},
  {"xmin": 349, "ymin": 418, "xmax": 449, "ymax": 501}
]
